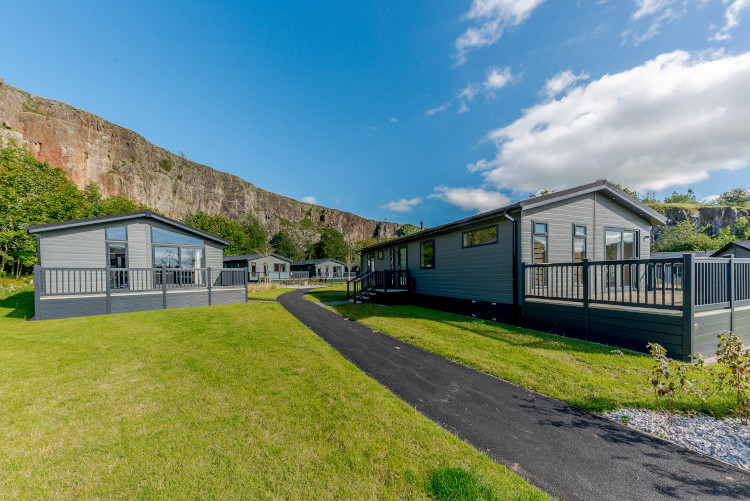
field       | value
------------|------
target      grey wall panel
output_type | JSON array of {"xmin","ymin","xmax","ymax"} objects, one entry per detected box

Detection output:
[
  {"xmin": 166, "ymin": 291, "xmax": 210, "ymax": 309},
  {"xmin": 212, "ymin": 288, "xmax": 246, "ymax": 305},
  {"xmin": 126, "ymin": 222, "xmax": 151, "ymax": 268},
  {"xmin": 40, "ymin": 226, "xmax": 107, "ymax": 268},
  {"xmin": 36, "ymin": 296, "xmax": 107, "ymax": 320},
  {"xmin": 737, "ymin": 247, "xmax": 750, "ymax": 258},
  {"xmin": 111, "ymin": 293, "xmax": 163, "ymax": 314},
  {"xmin": 374, "ymin": 217, "xmax": 514, "ymax": 303},
  {"xmin": 521, "ymin": 192, "xmax": 652, "ymax": 264}
]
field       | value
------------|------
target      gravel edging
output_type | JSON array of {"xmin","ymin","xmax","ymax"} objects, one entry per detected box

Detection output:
[{"xmin": 603, "ymin": 408, "xmax": 750, "ymax": 471}]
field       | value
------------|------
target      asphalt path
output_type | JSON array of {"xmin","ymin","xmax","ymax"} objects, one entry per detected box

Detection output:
[{"xmin": 278, "ymin": 289, "xmax": 750, "ymax": 501}]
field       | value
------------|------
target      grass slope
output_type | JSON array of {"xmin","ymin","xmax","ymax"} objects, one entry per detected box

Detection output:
[
  {"xmin": 0, "ymin": 289, "xmax": 549, "ymax": 500},
  {"xmin": 327, "ymin": 303, "xmax": 734, "ymax": 416},
  {"xmin": 305, "ymin": 283, "xmax": 350, "ymax": 303}
]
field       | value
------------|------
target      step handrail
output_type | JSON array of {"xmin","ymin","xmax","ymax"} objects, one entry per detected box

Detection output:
[{"xmin": 348, "ymin": 271, "xmax": 376, "ymax": 302}]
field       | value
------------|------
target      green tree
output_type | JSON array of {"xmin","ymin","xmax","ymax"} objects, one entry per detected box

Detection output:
[
  {"xmin": 183, "ymin": 212, "xmax": 250, "ymax": 256},
  {"xmin": 0, "ymin": 143, "xmax": 88, "ymax": 276},
  {"xmin": 717, "ymin": 188, "xmax": 750, "ymax": 207},
  {"xmin": 663, "ymin": 189, "xmax": 698, "ymax": 204},
  {"xmin": 732, "ymin": 217, "xmax": 750, "ymax": 240},
  {"xmin": 397, "ymin": 223, "xmax": 421, "ymax": 237},
  {"xmin": 269, "ymin": 232, "xmax": 299, "ymax": 260},
  {"xmin": 654, "ymin": 219, "xmax": 733, "ymax": 252},
  {"xmin": 310, "ymin": 228, "xmax": 349, "ymax": 261},
  {"xmin": 243, "ymin": 214, "xmax": 268, "ymax": 253}
]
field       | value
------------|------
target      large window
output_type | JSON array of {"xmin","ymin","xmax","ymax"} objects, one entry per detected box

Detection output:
[
  {"xmin": 274, "ymin": 263, "xmax": 286, "ymax": 272},
  {"xmin": 398, "ymin": 247, "xmax": 407, "ymax": 270},
  {"xmin": 106, "ymin": 226, "xmax": 127, "ymax": 241},
  {"xmin": 420, "ymin": 240, "xmax": 435, "ymax": 269},
  {"xmin": 463, "ymin": 225, "xmax": 498, "ymax": 248},
  {"xmin": 532, "ymin": 222, "xmax": 548, "ymax": 264},
  {"xmin": 605, "ymin": 229, "xmax": 638, "ymax": 260},
  {"xmin": 573, "ymin": 225, "xmax": 586, "ymax": 262},
  {"xmin": 152, "ymin": 227, "xmax": 203, "ymax": 245}
]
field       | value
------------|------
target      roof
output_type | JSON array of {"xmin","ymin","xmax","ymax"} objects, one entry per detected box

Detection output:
[
  {"xmin": 223, "ymin": 253, "xmax": 293, "ymax": 263},
  {"xmin": 26, "ymin": 210, "xmax": 231, "ymax": 245},
  {"xmin": 711, "ymin": 240, "xmax": 750, "ymax": 257},
  {"xmin": 650, "ymin": 251, "xmax": 713, "ymax": 259},
  {"xmin": 361, "ymin": 180, "xmax": 666, "ymax": 252},
  {"xmin": 291, "ymin": 258, "xmax": 346, "ymax": 266}
]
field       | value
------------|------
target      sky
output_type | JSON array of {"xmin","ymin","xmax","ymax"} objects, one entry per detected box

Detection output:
[{"xmin": 1, "ymin": 0, "xmax": 749, "ymax": 227}]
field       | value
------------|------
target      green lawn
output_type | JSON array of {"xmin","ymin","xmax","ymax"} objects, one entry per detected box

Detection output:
[
  {"xmin": 327, "ymin": 303, "xmax": 734, "ymax": 416},
  {"xmin": 305, "ymin": 283, "xmax": 350, "ymax": 303},
  {"xmin": 0, "ymin": 288, "xmax": 549, "ymax": 500},
  {"xmin": 246, "ymin": 286, "xmax": 294, "ymax": 300}
]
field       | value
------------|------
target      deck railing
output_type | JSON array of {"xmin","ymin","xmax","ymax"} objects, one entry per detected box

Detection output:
[
  {"xmin": 523, "ymin": 256, "xmax": 750, "ymax": 311},
  {"xmin": 37, "ymin": 267, "xmax": 247, "ymax": 296}
]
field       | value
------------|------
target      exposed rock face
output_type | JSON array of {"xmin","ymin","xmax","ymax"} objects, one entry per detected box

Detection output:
[
  {"xmin": 651, "ymin": 206, "xmax": 749, "ymax": 239},
  {"xmin": 0, "ymin": 79, "xmax": 399, "ymax": 242}
]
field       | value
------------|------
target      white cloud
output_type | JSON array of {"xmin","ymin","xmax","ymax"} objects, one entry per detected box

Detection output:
[
  {"xmin": 472, "ymin": 50, "xmax": 750, "ymax": 193},
  {"xmin": 623, "ymin": 0, "xmax": 682, "ymax": 44},
  {"xmin": 390, "ymin": 117, "xmax": 398, "ymax": 123},
  {"xmin": 543, "ymin": 69, "xmax": 590, "ymax": 98},
  {"xmin": 633, "ymin": 0, "xmax": 675, "ymax": 19},
  {"xmin": 425, "ymin": 102, "xmax": 450, "ymax": 117},
  {"xmin": 484, "ymin": 66, "xmax": 514, "ymax": 90},
  {"xmin": 711, "ymin": 0, "xmax": 750, "ymax": 41},
  {"xmin": 430, "ymin": 186, "xmax": 511, "ymax": 212},
  {"xmin": 381, "ymin": 197, "xmax": 422, "ymax": 212},
  {"xmin": 302, "ymin": 196, "xmax": 318, "ymax": 204},
  {"xmin": 455, "ymin": 0, "xmax": 546, "ymax": 65}
]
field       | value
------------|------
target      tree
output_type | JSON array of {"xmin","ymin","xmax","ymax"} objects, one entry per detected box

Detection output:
[
  {"xmin": 310, "ymin": 228, "xmax": 348, "ymax": 261},
  {"xmin": 183, "ymin": 212, "xmax": 250, "ymax": 256},
  {"xmin": 269, "ymin": 232, "xmax": 299, "ymax": 260},
  {"xmin": 654, "ymin": 219, "xmax": 734, "ymax": 252},
  {"xmin": 717, "ymin": 188, "xmax": 750, "ymax": 207},
  {"xmin": 397, "ymin": 223, "xmax": 421, "ymax": 236},
  {"xmin": 663, "ymin": 189, "xmax": 698, "ymax": 204},
  {"xmin": 528, "ymin": 188, "xmax": 556, "ymax": 198},
  {"xmin": 733, "ymin": 217, "xmax": 750, "ymax": 240},
  {"xmin": 243, "ymin": 214, "xmax": 268, "ymax": 253}
]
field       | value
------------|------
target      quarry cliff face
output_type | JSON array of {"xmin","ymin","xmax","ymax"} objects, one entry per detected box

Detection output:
[
  {"xmin": 651, "ymin": 205, "xmax": 749, "ymax": 239},
  {"xmin": 0, "ymin": 78, "xmax": 399, "ymax": 243}
]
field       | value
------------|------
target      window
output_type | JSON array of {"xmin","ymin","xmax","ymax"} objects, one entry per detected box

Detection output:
[
  {"xmin": 398, "ymin": 247, "xmax": 407, "ymax": 270},
  {"xmin": 463, "ymin": 225, "xmax": 498, "ymax": 248},
  {"xmin": 605, "ymin": 229, "xmax": 638, "ymax": 260},
  {"xmin": 152, "ymin": 227, "xmax": 203, "ymax": 245},
  {"xmin": 367, "ymin": 253, "xmax": 375, "ymax": 271},
  {"xmin": 573, "ymin": 225, "xmax": 586, "ymax": 262},
  {"xmin": 106, "ymin": 226, "xmax": 127, "ymax": 241},
  {"xmin": 378, "ymin": 250, "xmax": 384, "ymax": 260},
  {"xmin": 420, "ymin": 240, "xmax": 435, "ymax": 269},
  {"xmin": 274, "ymin": 263, "xmax": 286, "ymax": 272},
  {"xmin": 532, "ymin": 222, "xmax": 548, "ymax": 264},
  {"xmin": 153, "ymin": 246, "xmax": 204, "ymax": 268}
]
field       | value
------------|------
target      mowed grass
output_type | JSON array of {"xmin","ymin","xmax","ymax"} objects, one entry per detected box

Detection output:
[
  {"xmin": 305, "ymin": 282, "xmax": 350, "ymax": 303},
  {"xmin": 0, "ymin": 291, "xmax": 550, "ymax": 500},
  {"xmin": 246, "ymin": 285, "xmax": 295, "ymax": 300},
  {"xmin": 328, "ymin": 303, "xmax": 735, "ymax": 416}
]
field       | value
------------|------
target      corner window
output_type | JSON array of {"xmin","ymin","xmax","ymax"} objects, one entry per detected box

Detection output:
[
  {"xmin": 420, "ymin": 240, "xmax": 435, "ymax": 269},
  {"xmin": 573, "ymin": 225, "xmax": 586, "ymax": 263},
  {"xmin": 532, "ymin": 222, "xmax": 548, "ymax": 264},
  {"xmin": 463, "ymin": 225, "xmax": 498, "ymax": 248},
  {"xmin": 106, "ymin": 226, "xmax": 127, "ymax": 241}
]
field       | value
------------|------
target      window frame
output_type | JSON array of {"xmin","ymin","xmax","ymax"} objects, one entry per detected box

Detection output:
[
  {"xmin": 604, "ymin": 227, "xmax": 639, "ymax": 261},
  {"xmin": 420, "ymin": 239, "xmax": 435, "ymax": 269},
  {"xmin": 462, "ymin": 224, "xmax": 499, "ymax": 249},
  {"xmin": 397, "ymin": 246, "xmax": 408, "ymax": 270},
  {"xmin": 531, "ymin": 220, "xmax": 549, "ymax": 264},
  {"xmin": 377, "ymin": 250, "xmax": 384, "ymax": 260},
  {"xmin": 572, "ymin": 224, "xmax": 587, "ymax": 262},
  {"xmin": 151, "ymin": 226, "xmax": 204, "ymax": 245},
  {"xmin": 151, "ymin": 244, "xmax": 206, "ymax": 269},
  {"xmin": 105, "ymin": 226, "xmax": 128, "ymax": 242},
  {"xmin": 105, "ymin": 226, "xmax": 129, "ymax": 268}
]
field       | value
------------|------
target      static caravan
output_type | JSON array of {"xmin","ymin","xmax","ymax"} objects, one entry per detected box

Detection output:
[
  {"xmin": 27, "ymin": 210, "xmax": 247, "ymax": 320},
  {"xmin": 224, "ymin": 253, "xmax": 293, "ymax": 281},
  {"xmin": 712, "ymin": 240, "xmax": 750, "ymax": 258},
  {"xmin": 291, "ymin": 259, "xmax": 347, "ymax": 281}
]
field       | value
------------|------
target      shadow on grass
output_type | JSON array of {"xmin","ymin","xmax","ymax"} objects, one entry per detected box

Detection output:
[
  {"xmin": 429, "ymin": 468, "xmax": 501, "ymax": 501},
  {"xmin": 0, "ymin": 290, "xmax": 34, "ymax": 320}
]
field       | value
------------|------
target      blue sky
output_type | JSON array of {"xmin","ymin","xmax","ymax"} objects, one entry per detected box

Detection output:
[{"xmin": 2, "ymin": 1, "xmax": 749, "ymax": 227}]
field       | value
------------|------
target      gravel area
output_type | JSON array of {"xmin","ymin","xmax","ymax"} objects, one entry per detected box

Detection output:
[{"xmin": 604, "ymin": 408, "xmax": 750, "ymax": 470}]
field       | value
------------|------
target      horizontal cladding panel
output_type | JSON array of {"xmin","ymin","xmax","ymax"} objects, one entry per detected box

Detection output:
[
  {"xmin": 589, "ymin": 322, "xmax": 683, "ymax": 346},
  {"xmin": 37, "ymin": 297, "xmax": 107, "ymax": 320},
  {"xmin": 166, "ymin": 291, "xmax": 210, "ymax": 309},
  {"xmin": 588, "ymin": 315, "xmax": 682, "ymax": 336},
  {"xmin": 589, "ymin": 308, "xmax": 683, "ymax": 326},
  {"xmin": 212, "ymin": 289, "xmax": 246, "ymax": 305},
  {"xmin": 111, "ymin": 294, "xmax": 163, "ymax": 314},
  {"xmin": 600, "ymin": 332, "xmax": 683, "ymax": 357}
]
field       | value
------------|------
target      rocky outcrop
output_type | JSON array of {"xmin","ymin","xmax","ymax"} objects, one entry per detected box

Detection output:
[
  {"xmin": 0, "ymin": 79, "xmax": 399, "ymax": 243},
  {"xmin": 650, "ymin": 205, "xmax": 749, "ymax": 239}
]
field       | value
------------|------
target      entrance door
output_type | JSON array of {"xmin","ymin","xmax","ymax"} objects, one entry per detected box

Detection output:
[{"xmin": 108, "ymin": 243, "xmax": 128, "ymax": 289}]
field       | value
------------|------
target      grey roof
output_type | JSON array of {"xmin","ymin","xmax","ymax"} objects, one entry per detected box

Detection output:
[
  {"xmin": 26, "ymin": 210, "xmax": 231, "ymax": 245},
  {"xmin": 712, "ymin": 240, "xmax": 750, "ymax": 257},
  {"xmin": 291, "ymin": 258, "xmax": 346, "ymax": 266},
  {"xmin": 223, "ymin": 253, "xmax": 293, "ymax": 263},
  {"xmin": 650, "ymin": 251, "xmax": 713, "ymax": 259},
  {"xmin": 361, "ymin": 180, "xmax": 666, "ymax": 252}
]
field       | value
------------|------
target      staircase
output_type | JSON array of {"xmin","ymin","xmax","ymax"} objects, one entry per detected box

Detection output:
[{"xmin": 347, "ymin": 270, "xmax": 412, "ymax": 305}]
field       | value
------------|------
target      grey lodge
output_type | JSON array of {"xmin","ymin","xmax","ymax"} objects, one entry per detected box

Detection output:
[
  {"xmin": 27, "ymin": 210, "xmax": 248, "ymax": 320},
  {"xmin": 355, "ymin": 180, "xmax": 750, "ymax": 360}
]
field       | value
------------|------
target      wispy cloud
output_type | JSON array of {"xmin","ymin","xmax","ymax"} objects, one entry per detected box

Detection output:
[
  {"xmin": 430, "ymin": 186, "xmax": 510, "ymax": 212},
  {"xmin": 542, "ymin": 69, "xmax": 590, "ymax": 98},
  {"xmin": 711, "ymin": 0, "xmax": 750, "ymax": 41},
  {"xmin": 454, "ymin": 0, "xmax": 546, "ymax": 65},
  {"xmin": 622, "ymin": 0, "xmax": 682, "ymax": 44},
  {"xmin": 471, "ymin": 50, "xmax": 750, "ymax": 193},
  {"xmin": 381, "ymin": 197, "xmax": 423, "ymax": 212},
  {"xmin": 458, "ymin": 66, "xmax": 515, "ymax": 113},
  {"xmin": 425, "ymin": 102, "xmax": 450, "ymax": 117},
  {"xmin": 389, "ymin": 117, "xmax": 398, "ymax": 123},
  {"xmin": 301, "ymin": 196, "xmax": 318, "ymax": 204}
]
